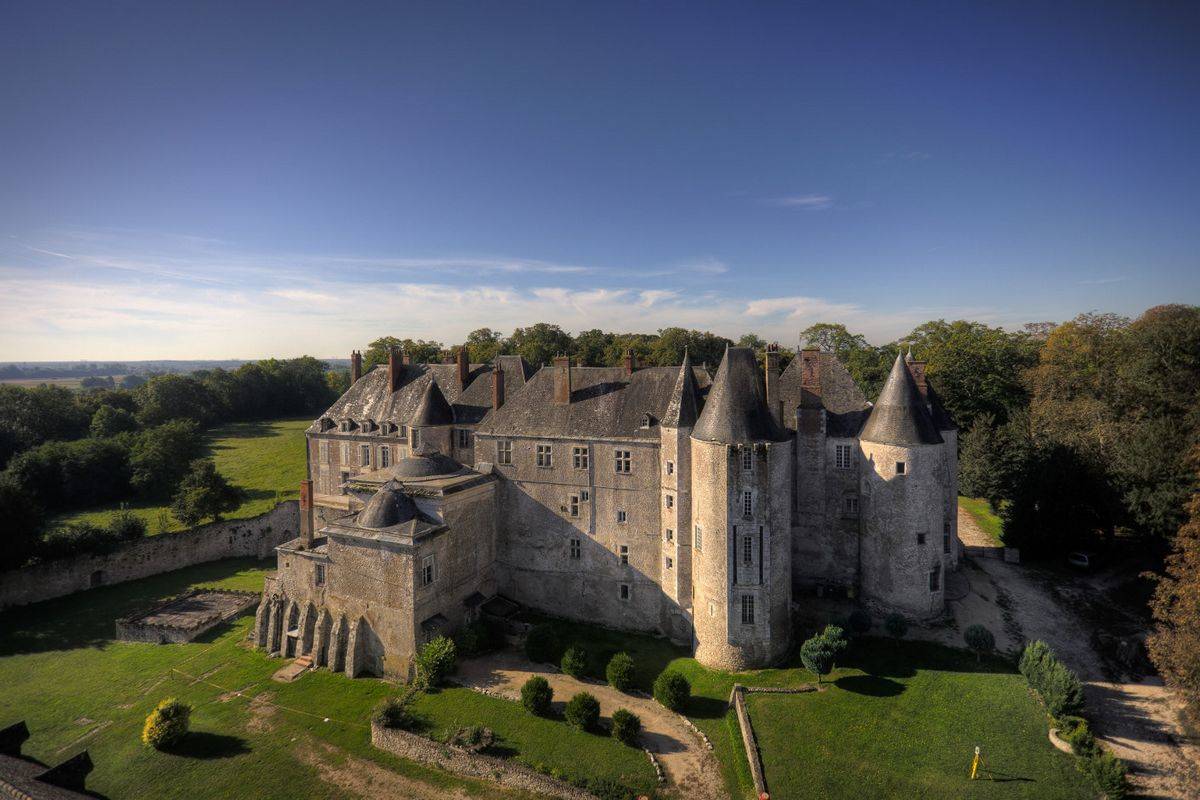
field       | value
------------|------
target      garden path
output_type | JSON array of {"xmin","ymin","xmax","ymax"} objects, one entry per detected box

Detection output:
[{"xmin": 456, "ymin": 650, "xmax": 725, "ymax": 800}]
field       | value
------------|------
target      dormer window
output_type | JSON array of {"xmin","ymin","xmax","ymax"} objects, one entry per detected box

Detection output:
[
  {"xmin": 339, "ymin": 420, "xmax": 353, "ymax": 433},
  {"xmin": 319, "ymin": 417, "xmax": 334, "ymax": 432},
  {"xmin": 640, "ymin": 414, "xmax": 652, "ymax": 429}
]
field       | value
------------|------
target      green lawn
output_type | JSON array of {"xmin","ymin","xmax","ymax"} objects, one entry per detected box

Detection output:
[
  {"xmin": 57, "ymin": 418, "xmax": 310, "ymax": 534},
  {"xmin": 960, "ymin": 496, "xmax": 1005, "ymax": 546},
  {"xmin": 0, "ymin": 559, "xmax": 652, "ymax": 800}
]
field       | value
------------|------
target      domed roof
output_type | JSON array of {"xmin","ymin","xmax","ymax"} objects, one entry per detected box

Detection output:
[
  {"xmin": 389, "ymin": 452, "xmax": 463, "ymax": 479},
  {"xmin": 357, "ymin": 481, "xmax": 419, "ymax": 529}
]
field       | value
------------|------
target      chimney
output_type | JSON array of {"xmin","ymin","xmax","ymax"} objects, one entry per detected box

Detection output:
[
  {"xmin": 299, "ymin": 479, "xmax": 314, "ymax": 548},
  {"xmin": 764, "ymin": 342, "xmax": 782, "ymax": 424},
  {"xmin": 799, "ymin": 348, "xmax": 822, "ymax": 409},
  {"xmin": 909, "ymin": 360, "xmax": 929, "ymax": 399},
  {"xmin": 491, "ymin": 362, "xmax": 505, "ymax": 410},
  {"xmin": 623, "ymin": 350, "xmax": 637, "ymax": 377},
  {"xmin": 401, "ymin": 350, "xmax": 411, "ymax": 366},
  {"xmin": 553, "ymin": 355, "xmax": 572, "ymax": 404},
  {"xmin": 388, "ymin": 348, "xmax": 402, "ymax": 392},
  {"xmin": 457, "ymin": 346, "xmax": 470, "ymax": 389},
  {"xmin": 350, "ymin": 350, "xmax": 362, "ymax": 384}
]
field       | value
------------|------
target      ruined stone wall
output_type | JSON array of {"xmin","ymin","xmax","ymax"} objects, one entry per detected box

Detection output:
[{"xmin": 0, "ymin": 501, "xmax": 299, "ymax": 609}]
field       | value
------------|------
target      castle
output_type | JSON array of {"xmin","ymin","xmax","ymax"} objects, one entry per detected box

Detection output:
[{"xmin": 253, "ymin": 342, "xmax": 958, "ymax": 675}]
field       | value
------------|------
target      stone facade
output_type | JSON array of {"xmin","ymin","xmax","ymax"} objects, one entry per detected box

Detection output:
[{"xmin": 266, "ymin": 341, "xmax": 958, "ymax": 674}]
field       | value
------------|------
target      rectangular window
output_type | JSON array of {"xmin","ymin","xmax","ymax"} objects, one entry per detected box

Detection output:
[
  {"xmin": 318, "ymin": 440, "xmax": 330, "ymax": 464},
  {"xmin": 929, "ymin": 565, "xmax": 941, "ymax": 592},
  {"xmin": 579, "ymin": 489, "xmax": 590, "ymax": 501},
  {"xmin": 616, "ymin": 510, "xmax": 627, "ymax": 524},
  {"xmin": 458, "ymin": 429, "xmax": 471, "ymax": 448},
  {"xmin": 497, "ymin": 440, "xmax": 512, "ymax": 465},
  {"xmin": 835, "ymin": 444, "xmax": 852, "ymax": 470},
  {"xmin": 411, "ymin": 428, "xmax": 421, "ymax": 449},
  {"xmin": 536, "ymin": 443, "xmax": 553, "ymax": 468},
  {"xmin": 943, "ymin": 520, "xmax": 952, "ymax": 553},
  {"xmin": 665, "ymin": 528, "xmax": 674, "ymax": 542},
  {"xmin": 665, "ymin": 556, "xmax": 673, "ymax": 569},
  {"xmin": 741, "ymin": 595, "xmax": 755, "ymax": 625},
  {"xmin": 695, "ymin": 525, "xmax": 703, "ymax": 551},
  {"xmin": 742, "ymin": 449, "xmax": 753, "ymax": 471},
  {"xmin": 742, "ymin": 491, "xmax": 753, "ymax": 518},
  {"xmin": 896, "ymin": 461, "xmax": 906, "ymax": 475},
  {"xmin": 398, "ymin": 424, "xmax": 408, "ymax": 438},
  {"xmin": 619, "ymin": 583, "xmax": 630, "ymax": 601},
  {"xmin": 361, "ymin": 444, "xmax": 371, "ymax": 466},
  {"xmin": 572, "ymin": 446, "xmax": 589, "ymax": 470},
  {"xmin": 917, "ymin": 532, "xmax": 927, "ymax": 545},
  {"xmin": 614, "ymin": 449, "xmax": 631, "ymax": 474},
  {"xmin": 568, "ymin": 495, "xmax": 579, "ymax": 517},
  {"xmin": 843, "ymin": 495, "xmax": 859, "ymax": 515},
  {"xmin": 666, "ymin": 460, "xmax": 674, "ymax": 475},
  {"xmin": 570, "ymin": 538, "xmax": 581, "ymax": 559},
  {"xmin": 340, "ymin": 442, "xmax": 350, "ymax": 464},
  {"xmin": 421, "ymin": 555, "xmax": 437, "ymax": 587},
  {"xmin": 314, "ymin": 563, "xmax": 326, "ymax": 587},
  {"xmin": 665, "ymin": 494, "xmax": 674, "ymax": 509},
  {"xmin": 743, "ymin": 536, "xmax": 753, "ymax": 565},
  {"xmin": 381, "ymin": 446, "xmax": 392, "ymax": 468},
  {"xmin": 619, "ymin": 545, "xmax": 629, "ymax": 565}
]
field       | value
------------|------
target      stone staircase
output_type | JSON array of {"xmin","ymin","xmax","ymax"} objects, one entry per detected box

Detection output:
[{"xmin": 271, "ymin": 653, "xmax": 313, "ymax": 683}]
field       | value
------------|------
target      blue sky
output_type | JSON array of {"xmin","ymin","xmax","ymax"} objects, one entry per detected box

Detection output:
[{"xmin": 1, "ymin": 1, "xmax": 1197, "ymax": 360}]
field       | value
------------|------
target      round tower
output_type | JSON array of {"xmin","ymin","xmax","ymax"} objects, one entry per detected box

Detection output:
[
  {"xmin": 858, "ymin": 353, "xmax": 947, "ymax": 620},
  {"xmin": 690, "ymin": 347, "xmax": 793, "ymax": 670}
]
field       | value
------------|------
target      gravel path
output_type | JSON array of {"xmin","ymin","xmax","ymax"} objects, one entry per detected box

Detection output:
[{"xmin": 456, "ymin": 650, "xmax": 725, "ymax": 800}]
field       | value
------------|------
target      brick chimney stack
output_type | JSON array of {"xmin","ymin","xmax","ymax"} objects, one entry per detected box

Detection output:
[
  {"xmin": 764, "ymin": 342, "xmax": 782, "ymax": 424},
  {"xmin": 552, "ymin": 355, "xmax": 572, "ymax": 404},
  {"xmin": 909, "ymin": 360, "xmax": 929, "ymax": 399},
  {"xmin": 388, "ymin": 348, "xmax": 402, "ymax": 393},
  {"xmin": 457, "ymin": 346, "xmax": 470, "ymax": 389},
  {"xmin": 350, "ymin": 350, "xmax": 362, "ymax": 384},
  {"xmin": 799, "ymin": 348, "xmax": 822, "ymax": 409},
  {"xmin": 491, "ymin": 362, "xmax": 505, "ymax": 410},
  {"xmin": 299, "ymin": 479, "xmax": 314, "ymax": 549},
  {"xmin": 623, "ymin": 350, "xmax": 637, "ymax": 377}
]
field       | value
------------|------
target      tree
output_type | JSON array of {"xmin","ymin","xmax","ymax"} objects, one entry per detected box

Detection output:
[
  {"xmin": 572, "ymin": 329, "xmax": 613, "ymax": 366},
  {"xmin": 0, "ymin": 474, "xmax": 42, "ymax": 571},
  {"xmin": 129, "ymin": 420, "xmax": 204, "ymax": 499},
  {"xmin": 170, "ymin": 459, "xmax": 243, "ymax": 526},
  {"xmin": 415, "ymin": 636, "xmax": 457, "ymax": 688},
  {"xmin": 610, "ymin": 708, "xmax": 641, "ymax": 746},
  {"xmin": 799, "ymin": 323, "xmax": 892, "ymax": 398},
  {"xmin": 520, "ymin": 676, "xmax": 553, "ymax": 716},
  {"xmin": 464, "ymin": 328, "xmax": 506, "ymax": 363},
  {"xmin": 135, "ymin": 374, "xmax": 218, "ymax": 426},
  {"xmin": 800, "ymin": 635, "xmax": 835, "ymax": 684},
  {"xmin": 653, "ymin": 671, "xmax": 690, "ymax": 711},
  {"xmin": 3, "ymin": 437, "xmax": 132, "ymax": 511},
  {"xmin": 820, "ymin": 624, "xmax": 849, "ymax": 668},
  {"xmin": 605, "ymin": 652, "xmax": 636, "ymax": 692},
  {"xmin": 142, "ymin": 698, "xmax": 191, "ymax": 750},
  {"xmin": 564, "ymin": 692, "xmax": 600, "ymax": 731},
  {"xmin": 362, "ymin": 336, "xmax": 442, "ymax": 370},
  {"xmin": 560, "ymin": 645, "xmax": 587, "ymax": 678},
  {"xmin": 649, "ymin": 328, "xmax": 731, "ymax": 368},
  {"xmin": 89, "ymin": 405, "xmax": 139, "ymax": 438},
  {"xmin": 508, "ymin": 324, "xmax": 574, "ymax": 368},
  {"xmin": 963, "ymin": 624, "xmax": 995, "ymax": 662}
]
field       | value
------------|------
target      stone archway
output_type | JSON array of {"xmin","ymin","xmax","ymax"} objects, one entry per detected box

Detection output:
[
  {"xmin": 284, "ymin": 602, "xmax": 301, "ymax": 658},
  {"xmin": 313, "ymin": 609, "xmax": 333, "ymax": 667},
  {"xmin": 300, "ymin": 603, "xmax": 317, "ymax": 655}
]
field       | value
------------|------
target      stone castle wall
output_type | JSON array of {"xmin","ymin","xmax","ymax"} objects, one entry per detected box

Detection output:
[{"xmin": 0, "ymin": 501, "xmax": 299, "ymax": 609}]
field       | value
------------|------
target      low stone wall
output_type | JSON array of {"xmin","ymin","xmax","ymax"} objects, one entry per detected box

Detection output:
[
  {"xmin": 115, "ymin": 589, "xmax": 259, "ymax": 643},
  {"xmin": 0, "ymin": 502, "xmax": 298, "ymax": 609},
  {"xmin": 962, "ymin": 544, "xmax": 1021, "ymax": 563},
  {"xmin": 729, "ymin": 683, "xmax": 819, "ymax": 799},
  {"xmin": 370, "ymin": 722, "xmax": 597, "ymax": 800}
]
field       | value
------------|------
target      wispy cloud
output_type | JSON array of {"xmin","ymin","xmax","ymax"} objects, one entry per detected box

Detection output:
[
  {"xmin": 762, "ymin": 194, "xmax": 834, "ymax": 211},
  {"xmin": 1078, "ymin": 276, "xmax": 1128, "ymax": 285}
]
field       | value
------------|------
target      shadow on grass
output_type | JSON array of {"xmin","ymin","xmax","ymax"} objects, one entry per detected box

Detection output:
[
  {"xmin": 165, "ymin": 731, "xmax": 251, "ymax": 759},
  {"xmin": 834, "ymin": 674, "xmax": 905, "ymax": 697},
  {"xmin": 686, "ymin": 694, "xmax": 730, "ymax": 721},
  {"xmin": 978, "ymin": 768, "xmax": 1035, "ymax": 783}
]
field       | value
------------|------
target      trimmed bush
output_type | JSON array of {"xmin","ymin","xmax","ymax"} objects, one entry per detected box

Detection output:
[
  {"xmin": 884, "ymin": 612, "xmax": 908, "ymax": 638},
  {"xmin": 1061, "ymin": 718, "xmax": 1098, "ymax": 758},
  {"xmin": 561, "ymin": 645, "xmax": 588, "ymax": 678},
  {"xmin": 605, "ymin": 652, "xmax": 636, "ymax": 692},
  {"xmin": 800, "ymin": 635, "xmax": 836, "ymax": 684},
  {"xmin": 653, "ymin": 671, "xmax": 690, "ymax": 711},
  {"xmin": 1019, "ymin": 639, "xmax": 1054, "ymax": 683},
  {"xmin": 1019, "ymin": 640, "xmax": 1086, "ymax": 718},
  {"xmin": 1084, "ymin": 750, "xmax": 1129, "ymax": 800},
  {"xmin": 521, "ymin": 675, "xmax": 553, "ymax": 716},
  {"xmin": 564, "ymin": 692, "xmax": 600, "ymax": 731},
  {"xmin": 964, "ymin": 624, "xmax": 996, "ymax": 662},
  {"xmin": 141, "ymin": 698, "xmax": 191, "ymax": 750},
  {"xmin": 848, "ymin": 608, "xmax": 872, "ymax": 635},
  {"xmin": 525, "ymin": 623, "xmax": 559, "ymax": 664},
  {"xmin": 610, "ymin": 708, "xmax": 641, "ymax": 746},
  {"xmin": 415, "ymin": 635, "xmax": 457, "ymax": 688}
]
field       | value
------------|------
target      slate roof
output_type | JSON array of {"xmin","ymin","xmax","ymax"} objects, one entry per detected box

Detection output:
[
  {"xmin": 410, "ymin": 380, "xmax": 455, "ymax": 426},
  {"xmin": 474, "ymin": 363, "xmax": 711, "ymax": 440},
  {"xmin": 357, "ymin": 481, "xmax": 420, "ymax": 529},
  {"xmin": 661, "ymin": 349, "xmax": 700, "ymax": 428},
  {"xmin": 859, "ymin": 354, "xmax": 944, "ymax": 446},
  {"xmin": 310, "ymin": 356, "xmax": 533, "ymax": 433},
  {"xmin": 775, "ymin": 351, "xmax": 872, "ymax": 438},
  {"xmin": 693, "ymin": 347, "xmax": 788, "ymax": 444}
]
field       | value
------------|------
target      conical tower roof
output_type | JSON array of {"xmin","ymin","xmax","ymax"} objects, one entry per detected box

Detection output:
[
  {"xmin": 409, "ymin": 378, "xmax": 454, "ymax": 427},
  {"xmin": 692, "ymin": 347, "xmax": 787, "ymax": 444},
  {"xmin": 662, "ymin": 349, "xmax": 700, "ymax": 428},
  {"xmin": 859, "ymin": 353, "xmax": 942, "ymax": 446}
]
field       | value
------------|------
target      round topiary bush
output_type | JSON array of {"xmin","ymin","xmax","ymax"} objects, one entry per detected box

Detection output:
[
  {"xmin": 415, "ymin": 635, "xmax": 457, "ymax": 687},
  {"xmin": 141, "ymin": 698, "xmax": 191, "ymax": 750},
  {"xmin": 521, "ymin": 675, "xmax": 553, "ymax": 716},
  {"xmin": 884, "ymin": 612, "xmax": 909, "ymax": 639},
  {"xmin": 653, "ymin": 671, "xmax": 690, "ymax": 712},
  {"xmin": 848, "ymin": 608, "xmax": 872, "ymax": 635},
  {"xmin": 964, "ymin": 624, "xmax": 996, "ymax": 662},
  {"xmin": 564, "ymin": 692, "xmax": 600, "ymax": 731},
  {"xmin": 605, "ymin": 652, "xmax": 636, "ymax": 692},
  {"xmin": 610, "ymin": 708, "xmax": 641, "ymax": 746},
  {"xmin": 525, "ymin": 623, "xmax": 559, "ymax": 664},
  {"xmin": 561, "ymin": 645, "xmax": 588, "ymax": 678}
]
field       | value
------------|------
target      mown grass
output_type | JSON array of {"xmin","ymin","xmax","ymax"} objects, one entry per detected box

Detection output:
[
  {"xmin": 960, "ymin": 495, "xmax": 1005, "ymax": 546},
  {"xmin": 0, "ymin": 559, "xmax": 653, "ymax": 800},
  {"xmin": 57, "ymin": 418, "xmax": 310, "ymax": 534}
]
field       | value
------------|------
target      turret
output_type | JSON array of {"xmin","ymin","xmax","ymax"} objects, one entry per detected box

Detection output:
[
  {"xmin": 409, "ymin": 378, "xmax": 454, "ymax": 456},
  {"xmin": 659, "ymin": 350, "xmax": 700, "ymax": 643},
  {"xmin": 690, "ymin": 347, "xmax": 792, "ymax": 670}
]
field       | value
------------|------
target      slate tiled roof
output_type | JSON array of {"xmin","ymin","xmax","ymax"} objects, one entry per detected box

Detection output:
[
  {"xmin": 410, "ymin": 380, "xmax": 455, "ymax": 426},
  {"xmin": 661, "ymin": 350, "xmax": 700, "ymax": 429},
  {"xmin": 693, "ymin": 347, "xmax": 788, "ymax": 444},
  {"xmin": 859, "ymin": 354, "xmax": 944, "ymax": 446},
  {"xmin": 474, "ymin": 364, "xmax": 711, "ymax": 440},
  {"xmin": 776, "ymin": 351, "xmax": 871, "ymax": 438}
]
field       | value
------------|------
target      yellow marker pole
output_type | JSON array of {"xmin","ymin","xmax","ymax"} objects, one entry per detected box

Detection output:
[{"xmin": 970, "ymin": 745, "xmax": 982, "ymax": 780}]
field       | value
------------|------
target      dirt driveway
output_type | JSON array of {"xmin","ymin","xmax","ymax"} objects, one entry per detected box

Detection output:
[{"xmin": 456, "ymin": 650, "xmax": 725, "ymax": 800}]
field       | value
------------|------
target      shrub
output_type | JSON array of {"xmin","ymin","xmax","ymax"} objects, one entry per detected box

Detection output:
[
  {"xmin": 170, "ymin": 458, "xmax": 243, "ymax": 526},
  {"xmin": 884, "ymin": 612, "xmax": 908, "ymax": 638},
  {"xmin": 610, "ymin": 708, "xmax": 641, "ymax": 746},
  {"xmin": 90, "ymin": 404, "xmax": 139, "ymax": 438},
  {"xmin": 1083, "ymin": 750, "xmax": 1129, "ymax": 800},
  {"xmin": 415, "ymin": 636, "xmax": 457, "ymax": 688},
  {"xmin": 964, "ymin": 624, "xmax": 996, "ymax": 662},
  {"xmin": 373, "ymin": 687, "xmax": 422, "ymax": 730},
  {"xmin": 848, "ymin": 608, "xmax": 872, "ymax": 635},
  {"xmin": 455, "ymin": 619, "xmax": 503, "ymax": 658},
  {"xmin": 525, "ymin": 623, "xmax": 559, "ymax": 664},
  {"xmin": 110, "ymin": 509, "xmax": 148, "ymax": 541},
  {"xmin": 564, "ymin": 692, "xmax": 600, "ymax": 731},
  {"xmin": 605, "ymin": 652, "xmax": 636, "ymax": 692},
  {"xmin": 39, "ymin": 523, "xmax": 122, "ymax": 561},
  {"xmin": 800, "ymin": 635, "xmax": 836, "ymax": 684},
  {"xmin": 141, "ymin": 698, "xmax": 191, "ymax": 750},
  {"xmin": 561, "ymin": 645, "xmax": 588, "ymax": 678},
  {"xmin": 1019, "ymin": 640, "xmax": 1053, "ymax": 684},
  {"xmin": 1061, "ymin": 718, "xmax": 1098, "ymax": 758},
  {"xmin": 1043, "ymin": 660, "xmax": 1086, "ymax": 718},
  {"xmin": 521, "ymin": 675, "xmax": 553, "ymax": 716},
  {"xmin": 653, "ymin": 671, "xmax": 690, "ymax": 711}
]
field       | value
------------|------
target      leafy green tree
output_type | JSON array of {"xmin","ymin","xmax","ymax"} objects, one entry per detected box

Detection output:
[
  {"xmin": 0, "ymin": 384, "xmax": 91, "ymax": 463},
  {"xmin": 464, "ymin": 327, "xmax": 506, "ymax": 363},
  {"xmin": 129, "ymin": 420, "xmax": 204, "ymax": 499},
  {"xmin": 560, "ymin": 645, "xmax": 587, "ymax": 678},
  {"xmin": 325, "ymin": 368, "xmax": 350, "ymax": 397},
  {"xmin": 520, "ymin": 675, "xmax": 553, "ymax": 716},
  {"xmin": 119, "ymin": 374, "xmax": 147, "ymax": 389},
  {"xmin": 605, "ymin": 652, "xmax": 636, "ymax": 692},
  {"xmin": 799, "ymin": 323, "xmax": 892, "ymax": 398},
  {"xmin": 963, "ymin": 624, "xmax": 995, "ymax": 662},
  {"xmin": 362, "ymin": 336, "xmax": 442, "ymax": 370},
  {"xmin": 89, "ymin": 404, "xmax": 139, "ymax": 438},
  {"xmin": 649, "ymin": 328, "xmax": 731, "ymax": 368},
  {"xmin": 800, "ymin": 635, "xmax": 835, "ymax": 684},
  {"xmin": 110, "ymin": 509, "xmax": 148, "ymax": 541},
  {"xmin": 509, "ymin": 323, "xmax": 574, "ymax": 367},
  {"xmin": 170, "ymin": 459, "xmax": 243, "ymax": 526},
  {"xmin": 564, "ymin": 692, "xmax": 600, "ymax": 731},
  {"xmin": 135, "ymin": 374, "xmax": 218, "ymax": 426},
  {"xmin": 0, "ymin": 474, "xmax": 43, "ymax": 570},
  {"xmin": 415, "ymin": 636, "xmax": 457, "ymax": 688},
  {"xmin": 3, "ymin": 437, "xmax": 131, "ymax": 511},
  {"xmin": 571, "ymin": 329, "xmax": 613, "ymax": 366}
]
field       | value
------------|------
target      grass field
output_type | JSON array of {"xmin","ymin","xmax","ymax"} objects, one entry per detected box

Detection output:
[
  {"xmin": 960, "ymin": 495, "xmax": 1005, "ymax": 546},
  {"xmin": 0, "ymin": 559, "xmax": 654, "ymax": 800},
  {"xmin": 57, "ymin": 418, "xmax": 310, "ymax": 534}
]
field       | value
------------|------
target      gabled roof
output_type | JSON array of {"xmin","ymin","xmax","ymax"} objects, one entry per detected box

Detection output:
[
  {"xmin": 775, "ymin": 351, "xmax": 871, "ymax": 438},
  {"xmin": 859, "ymin": 353, "xmax": 943, "ymax": 446},
  {"xmin": 410, "ymin": 379, "xmax": 454, "ymax": 427},
  {"xmin": 662, "ymin": 349, "xmax": 700, "ymax": 428},
  {"xmin": 474, "ymin": 364, "xmax": 711, "ymax": 440},
  {"xmin": 693, "ymin": 347, "xmax": 788, "ymax": 444}
]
